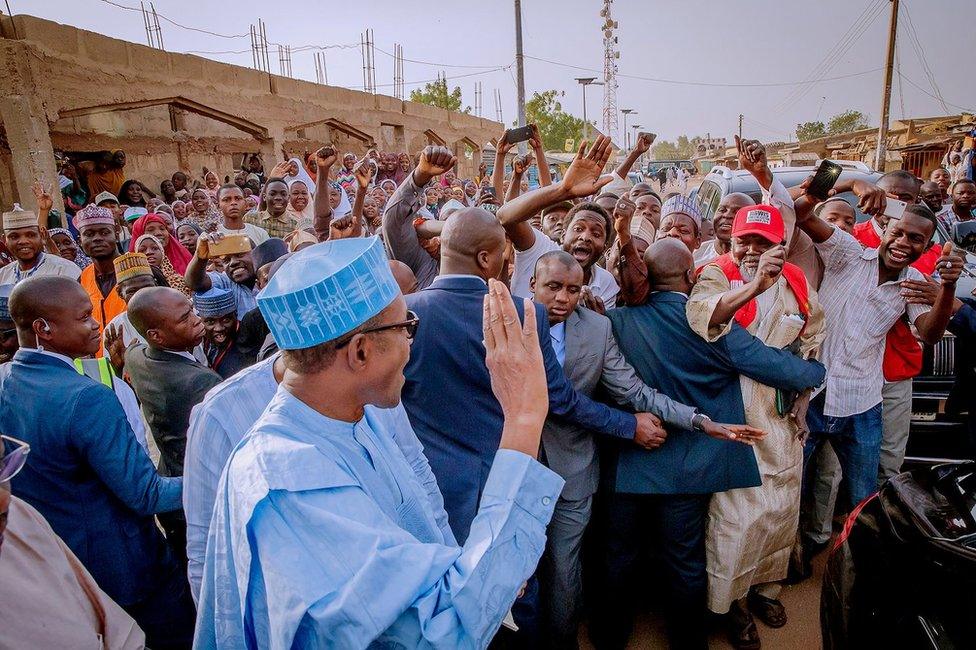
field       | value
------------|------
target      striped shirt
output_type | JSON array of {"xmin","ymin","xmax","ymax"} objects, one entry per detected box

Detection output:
[{"xmin": 815, "ymin": 228, "xmax": 929, "ymax": 417}]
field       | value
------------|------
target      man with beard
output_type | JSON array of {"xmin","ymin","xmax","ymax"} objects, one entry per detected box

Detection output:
[
  {"xmin": 0, "ymin": 277, "xmax": 192, "ymax": 648},
  {"xmin": 0, "ymin": 205, "xmax": 81, "ymax": 285},
  {"xmin": 939, "ymin": 178, "xmax": 976, "ymax": 233},
  {"xmin": 214, "ymin": 183, "xmax": 269, "ymax": 245},
  {"xmin": 75, "ymin": 206, "xmax": 128, "ymax": 354},
  {"xmin": 592, "ymin": 239, "xmax": 824, "ymax": 650},
  {"xmin": 126, "ymin": 287, "xmax": 222, "ymax": 563},
  {"xmin": 0, "ymin": 285, "xmax": 16, "ymax": 363},
  {"xmin": 794, "ymin": 186, "xmax": 963, "ymax": 518},
  {"xmin": 501, "ymin": 135, "xmax": 620, "ymax": 308},
  {"xmin": 382, "ymin": 146, "xmax": 454, "ymax": 290},
  {"xmin": 185, "ymin": 233, "xmax": 259, "ymax": 318},
  {"xmin": 244, "ymin": 177, "xmax": 292, "ymax": 239},
  {"xmin": 695, "ymin": 193, "xmax": 752, "ymax": 266},
  {"xmin": 193, "ymin": 287, "xmax": 255, "ymax": 378},
  {"xmin": 687, "ymin": 203, "xmax": 825, "ymax": 647}
]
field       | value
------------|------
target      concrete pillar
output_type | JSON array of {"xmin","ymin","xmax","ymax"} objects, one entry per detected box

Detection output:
[{"xmin": 0, "ymin": 94, "xmax": 65, "ymax": 221}]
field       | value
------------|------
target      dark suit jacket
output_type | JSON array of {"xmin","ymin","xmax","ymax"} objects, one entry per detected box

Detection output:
[
  {"xmin": 125, "ymin": 345, "xmax": 223, "ymax": 477},
  {"xmin": 0, "ymin": 349, "xmax": 183, "ymax": 606},
  {"xmin": 404, "ymin": 275, "xmax": 636, "ymax": 542},
  {"xmin": 607, "ymin": 292, "xmax": 826, "ymax": 495},
  {"xmin": 544, "ymin": 306, "xmax": 697, "ymax": 500},
  {"xmin": 947, "ymin": 297, "xmax": 976, "ymax": 418}
]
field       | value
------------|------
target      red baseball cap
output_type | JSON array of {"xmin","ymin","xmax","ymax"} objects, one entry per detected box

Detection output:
[{"xmin": 732, "ymin": 203, "xmax": 784, "ymax": 244}]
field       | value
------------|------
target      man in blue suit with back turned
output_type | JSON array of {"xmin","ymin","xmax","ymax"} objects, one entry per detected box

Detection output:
[
  {"xmin": 400, "ymin": 144, "xmax": 668, "ymax": 642},
  {"xmin": 589, "ymin": 239, "xmax": 826, "ymax": 650},
  {"xmin": 0, "ymin": 277, "xmax": 193, "ymax": 649}
]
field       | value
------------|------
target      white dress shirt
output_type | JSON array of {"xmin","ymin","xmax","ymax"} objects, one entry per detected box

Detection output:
[{"xmin": 512, "ymin": 228, "xmax": 619, "ymax": 308}]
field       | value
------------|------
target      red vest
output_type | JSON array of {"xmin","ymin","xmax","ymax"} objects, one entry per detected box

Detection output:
[
  {"xmin": 853, "ymin": 221, "xmax": 941, "ymax": 381},
  {"xmin": 711, "ymin": 253, "xmax": 811, "ymax": 334}
]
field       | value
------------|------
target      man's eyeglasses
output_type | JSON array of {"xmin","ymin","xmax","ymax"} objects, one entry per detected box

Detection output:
[
  {"xmin": 335, "ymin": 311, "xmax": 420, "ymax": 348},
  {"xmin": 0, "ymin": 435, "xmax": 30, "ymax": 483}
]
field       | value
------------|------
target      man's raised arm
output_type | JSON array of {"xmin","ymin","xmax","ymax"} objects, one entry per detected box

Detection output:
[
  {"xmin": 312, "ymin": 146, "xmax": 337, "ymax": 242},
  {"xmin": 496, "ymin": 135, "xmax": 615, "ymax": 251}
]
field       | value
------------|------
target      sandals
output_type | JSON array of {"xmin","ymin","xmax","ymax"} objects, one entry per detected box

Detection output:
[
  {"xmin": 727, "ymin": 599, "xmax": 762, "ymax": 649},
  {"xmin": 748, "ymin": 590, "xmax": 788, "ymax": 629}
]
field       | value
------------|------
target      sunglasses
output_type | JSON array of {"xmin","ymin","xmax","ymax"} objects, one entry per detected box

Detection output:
[
  {"xmin": 0, "ymin": 435, "xmax": 30, "ymax": 482},
  {"xmin": 335, "ymin": 311, "xmax": 420, "ymax": 348}
]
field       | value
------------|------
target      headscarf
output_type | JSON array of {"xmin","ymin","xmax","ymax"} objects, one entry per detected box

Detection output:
[
  {"xmin": 47, "ymin": 227, "xmax": 91, "ymax": 269},
  {"xmin": 284, "ymin": 157, "xmax": 316, "ymax": 197},
  {"xmin": 128, "ymin": 214, "xmax": 193, "ymax": 274},
  {"xmin": 285, "ymin": 179, "xmax": 315, "ymax": 227},
  {"xmin": 134, "ymin": 234, "xmax": 191, "ymax": 297},
  {"xmin": 331, "ymin": 181, "xmax": 352, "ymax": 218},
  {"xmin": 187, "ymin": 188, "xmax": 221, "ymax": 232},
  {"xmin": 204, "ymin": 170, "xmax": 220, "ymax": 190}
]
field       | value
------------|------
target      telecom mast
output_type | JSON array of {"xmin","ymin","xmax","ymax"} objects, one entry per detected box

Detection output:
[{"xmin": 600, "ymin": 0, "xmax": 620, "ymax": 143}]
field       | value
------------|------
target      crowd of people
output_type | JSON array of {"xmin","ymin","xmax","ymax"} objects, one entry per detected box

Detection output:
[{"xmin": 0, "ymin": 122, "xmax": 974, "ymax": 650}]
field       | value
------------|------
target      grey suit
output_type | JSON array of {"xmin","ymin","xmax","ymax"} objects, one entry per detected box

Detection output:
[{"xmin": 540, "ymin": 306, "xmax": 697, "ymax": 647}]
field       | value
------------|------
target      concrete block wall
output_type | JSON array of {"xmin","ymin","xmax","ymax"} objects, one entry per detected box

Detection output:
[{"xmin": 0, "ymin": 14, "xmax": 501, "ymax": 209}]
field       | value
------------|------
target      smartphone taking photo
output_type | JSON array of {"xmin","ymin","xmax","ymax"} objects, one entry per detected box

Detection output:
[
  {"xmin": 504, "ymin": 125, "xmax": 534, "ymax": 145},
  {"xmin": 883, "ymin": 197, "xmax": 908, "ymax": 221},
  {"xmin": 807, "ymin": 160, "xmax": 843, "ymax": 201}
]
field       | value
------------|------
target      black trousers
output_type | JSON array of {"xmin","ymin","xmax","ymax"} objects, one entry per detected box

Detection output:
[
  {"xmin": 589, "ymin": 492, "xmax": 711, "ymax": 650},
  {"xmin": 123, "ymin": 560, "xmax": 196, "ymax": 650}
]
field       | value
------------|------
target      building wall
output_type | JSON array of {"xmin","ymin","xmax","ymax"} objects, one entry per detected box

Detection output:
[{"xmin": 0, "ymin": 14, "xmax": 501, "ymax": 212}]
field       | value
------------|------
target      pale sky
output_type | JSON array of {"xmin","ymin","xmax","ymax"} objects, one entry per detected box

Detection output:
[{"xmin": 13, "ymin": 0, "xmax": 973, "ymax": 146}]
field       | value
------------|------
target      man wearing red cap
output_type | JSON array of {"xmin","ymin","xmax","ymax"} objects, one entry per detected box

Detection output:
[{"xmin": 687, "ymin": 201, "xmax": 825, "ymax": 648}]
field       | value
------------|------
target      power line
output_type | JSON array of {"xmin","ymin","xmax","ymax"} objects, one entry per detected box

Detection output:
[
  {"xmin": 899, "ymin": 1, "xmax": 950, "ymax": 113},
  {"xmin": 524, "ymin": 54, "xmax": 881, "ymax": 88},
  {"xmin": 774, "ymin": 0, "xmax": 887, "ymax": 114},
  {"xmin": 897, "ymin": 72, "xmax": 974, "ymax": 112},
  {"xmin": 373, "ymin": 46, "xmax": 504, "ymax": 70},
  {"xmin": 98, "ymin": 0, "xmax": 248, "ymax": 39}
]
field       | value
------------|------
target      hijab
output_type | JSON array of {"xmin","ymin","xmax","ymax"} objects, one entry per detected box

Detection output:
[
  {"xmin": 128, "ymin": 214, "xmax": 193, "ymax": 274},
  {"xmin": 47, "ymin": 227, "xmax": 92, "ymax": 269},
  {"xmin": 284, "ymin": 157, "xmax": 316, "ymax": 198},
  {"xmin": 285, "ymin": 179, "xmax": 315, "ymax": 227},
  {"xmin": 134, "ymin": 234, "xmax": 191, "ymax": 296}
]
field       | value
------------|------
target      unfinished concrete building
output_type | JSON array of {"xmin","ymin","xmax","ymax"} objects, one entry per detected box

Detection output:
[{"xmin": 0, "ymin": 14, "xmax": 502, "ymax": 215}]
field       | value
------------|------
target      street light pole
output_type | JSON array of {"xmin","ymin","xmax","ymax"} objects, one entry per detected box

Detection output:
[
  {"xmin": 632, "ymin": 124, "xmax": 643, "ymax": 170},
  {"xmin": 576, "ymin": 77, "xmax": 597, "ymax": 140},
  {"xmin": 621, "ymin": 108, "xmax": 635, "ymax": 149}
]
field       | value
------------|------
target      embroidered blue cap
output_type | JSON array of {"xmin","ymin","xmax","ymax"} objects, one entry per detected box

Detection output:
[
  {"xmin": 661, "ymin": 194, "xmax": 703, "ymax": 229},
  {"xmin": 193, "ymin": 287, "xmax": 237, "ymax": 319},
  {"xmin": 0, "ymin": 284, "xmax": 13, "ymax": 321},
  {"xmin": 258, "ymin": 236, "xmax": 399, "ymax": 350}
]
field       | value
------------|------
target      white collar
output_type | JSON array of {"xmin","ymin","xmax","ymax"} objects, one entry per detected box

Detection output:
[
  {"xmin": 871, "ymin": 217, "xmax": 884, "ymax": 236},
  {"xmin": 32, "ymin": 348, "xmax": 76, "ymax": 369},
  {"xmin": 437, "ymin": 274, "xmax": 487, "ymax": 284}
]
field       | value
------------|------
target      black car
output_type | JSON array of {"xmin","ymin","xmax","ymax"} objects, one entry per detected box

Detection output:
[
  {"xmin": 695, "ymin": 161, "xmax": 975, "ymax": 462},
  {"xmin": 821, "ymin": 461, "xmax": 976, "ymax": 649}
]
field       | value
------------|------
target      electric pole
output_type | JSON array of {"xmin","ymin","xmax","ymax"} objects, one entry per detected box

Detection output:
[
  {"xmin": 875, "ymin": 0, "xmax": 899, "ymax": 172},
  {"xmin": 514, "ymin": 0, "xmax": 527, "ymax": 154}
]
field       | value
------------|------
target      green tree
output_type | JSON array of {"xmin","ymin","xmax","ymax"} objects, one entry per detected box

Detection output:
[
  {"xmin": 652, "ymin": 135, "xmax": 699, "ymax": 160},
  {"xmin": 827, "ymin": 110, "xmax": 869, "ymax": 135},
  {"xmin": 522, "ymin": 90, "xmax": 588, "ymax": 151},
  {"xmin": 409, "ymin": 76, "xmax": 470, "ymax": 113},
  {"xmin": 796, "ymin": 121, "xmax": 827, "ymax": 141}
]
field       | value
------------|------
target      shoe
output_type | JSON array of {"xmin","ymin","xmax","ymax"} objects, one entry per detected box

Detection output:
[
  {"xmin": 748, "ymin": 591, "xmax": 788, "ymax": 629},
  {"xmin": 727, "ymin": 599, "xmax": 761, "ymax": 649}
]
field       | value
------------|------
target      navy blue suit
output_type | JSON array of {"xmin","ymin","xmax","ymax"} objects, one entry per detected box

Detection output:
[
  {"xmin": 403, "ymin": 275, "xmax": 636, "ymax": 543},
  {"xmin": 591, "ymin": 292, "xmax": 826, "ymax": 650},
  {"xmin": 0, "ymin": 349, "xmax": 194, "ymax": 649}
]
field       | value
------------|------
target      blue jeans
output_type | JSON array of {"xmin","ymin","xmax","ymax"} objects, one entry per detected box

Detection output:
[{"xmin": 803, "ymin": 396, "xmax": 883, "ymax": 512}]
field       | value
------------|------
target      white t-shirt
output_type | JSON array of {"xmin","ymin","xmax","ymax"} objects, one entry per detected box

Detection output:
[
  {"xmin": 216, "ymin": 222, "xmax": 269, "ymax": 246},
  {"xmin": 0, "ymin": 252, "xmax": 81, "ymax": 284},
  {"xmin": 512, "ymin": 228, "xmax": 619, "ymax": 308}
]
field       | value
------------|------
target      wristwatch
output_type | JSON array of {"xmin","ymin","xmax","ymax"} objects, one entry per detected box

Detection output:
[{"xmin": 691, "ymin": 412, "xmax": 711, "ymax": 431}]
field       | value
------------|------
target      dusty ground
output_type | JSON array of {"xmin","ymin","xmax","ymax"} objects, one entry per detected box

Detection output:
[{"xmin": 578, "ymin": 553, "xmax": 827, "ymax": 649}]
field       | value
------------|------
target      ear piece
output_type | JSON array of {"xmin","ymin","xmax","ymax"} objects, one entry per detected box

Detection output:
[{"xmin": 36, "ymin": 318, "xmax": 51, "ymax": 333}]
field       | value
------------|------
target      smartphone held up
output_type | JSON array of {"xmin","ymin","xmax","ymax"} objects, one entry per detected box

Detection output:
[{"xmin": 806, "ymin": 160, "xmax": 843, "ymax": 201}]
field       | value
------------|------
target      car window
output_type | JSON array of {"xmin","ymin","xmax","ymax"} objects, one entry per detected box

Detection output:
[{"xmin": 697, "ymin": 180, "xmax": 722, "ymax": 222}]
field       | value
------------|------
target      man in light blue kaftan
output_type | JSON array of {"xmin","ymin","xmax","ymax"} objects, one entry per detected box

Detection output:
[{"xmin": 194, "ymin": 236, "xmax": 564, "ymax": 649}]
